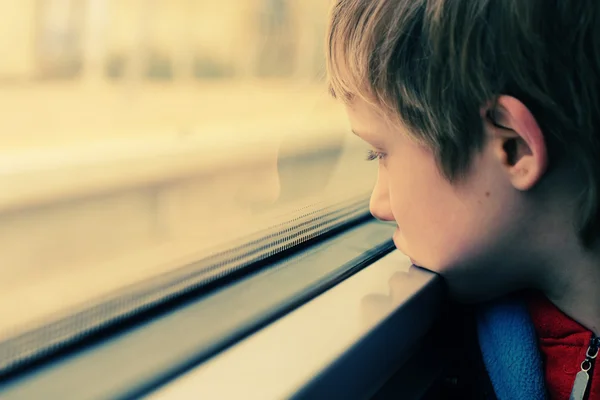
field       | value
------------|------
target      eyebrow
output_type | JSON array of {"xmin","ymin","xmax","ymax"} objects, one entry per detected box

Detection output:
[
  {"xmin": 351, "ymin": 129, "xmax": 377, "ymax": 141},
  {"xmin": 351, "ymin": 128, "xmax": 388, "ymax": 150}
]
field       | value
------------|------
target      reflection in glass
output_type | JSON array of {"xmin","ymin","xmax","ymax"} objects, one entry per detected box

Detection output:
[{"xmin": 0, "ymin": 0, "xmax": 376, "ymax": 373}]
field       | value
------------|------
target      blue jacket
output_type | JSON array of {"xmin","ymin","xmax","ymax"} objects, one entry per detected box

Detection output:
[{"xmin": 476, "ymin": 297, "xmax": 547, "ymax": 400}]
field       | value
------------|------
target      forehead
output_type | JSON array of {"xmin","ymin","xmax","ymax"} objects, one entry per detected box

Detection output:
[{"xmin": 344, "ymin": 97, "xmax": 400, "ymax": 141}]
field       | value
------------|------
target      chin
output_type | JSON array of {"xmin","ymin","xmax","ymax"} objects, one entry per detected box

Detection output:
[
  {"xmin": 444, "ymin": 274, "xmax": 511, "ymax": 304},
  {"xmin": 421, "ymin": 261, "xmax": 495, "ymax": 303},
  {"xmin": 405, "ymin": 252, "xmax": 509, "ymax": 303}
]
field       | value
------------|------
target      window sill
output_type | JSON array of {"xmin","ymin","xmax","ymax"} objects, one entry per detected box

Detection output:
[
  {"xmin": 2, "ymin": 220, "xmax": 412, "ymax": 399},
  {"xmin": 146, "ymin": 250, "xmax": 445, "ymax": 400}
]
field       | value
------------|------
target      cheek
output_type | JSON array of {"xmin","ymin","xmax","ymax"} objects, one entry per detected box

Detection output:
[{"xmin": 387, "ymin": 150, "xmax": 484, "ymax": 270}]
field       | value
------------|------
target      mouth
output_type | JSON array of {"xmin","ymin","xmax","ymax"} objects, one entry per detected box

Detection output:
[
  {"xmin": 392, "ymin": 228, "xmax": 421, "ymax": 266},
  {"xmin": 392, "ymin": 227, "xmax": 401, "ymax": 248}
]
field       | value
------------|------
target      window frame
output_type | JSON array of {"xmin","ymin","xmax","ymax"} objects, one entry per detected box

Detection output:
[
  {"xmin": 145, "ymin": 250, "xmax": 444, "ymax": 399},
  {"xmin": 0, "ymin": 220, "xmax": 444, "ymax": 400}
]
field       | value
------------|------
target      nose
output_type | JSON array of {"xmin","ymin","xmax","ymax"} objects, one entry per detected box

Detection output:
[{"xmin": 369, "ymin": 167, "xmax": 395, "ymax": 222}]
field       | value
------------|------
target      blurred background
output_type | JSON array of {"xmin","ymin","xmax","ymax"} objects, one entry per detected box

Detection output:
[
  {"xmin": 0, "ymin": 0, "xmax": 337, "ymax": 148},
  {"xmin": 0, "ymin": 0, "xmax": 376, "ymax": 364}
]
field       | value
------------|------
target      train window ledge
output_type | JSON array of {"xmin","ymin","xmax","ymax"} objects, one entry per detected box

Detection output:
[
  {"xmin": 146, "ymin": 251, "xmax": 445, "ymax": 400},
  {"xmin": 0, "ymin": 222, "xmax": 446, "ymax": 400}
]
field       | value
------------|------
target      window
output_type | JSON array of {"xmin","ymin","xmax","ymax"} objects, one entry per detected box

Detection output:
[{"xmin": 0, "ymin": 0, "xmax": 376, "ymax": 374}]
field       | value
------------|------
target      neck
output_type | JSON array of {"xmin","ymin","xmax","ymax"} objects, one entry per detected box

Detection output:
[{"xmin": 538, "ymin": 242, "xmax": 600, "ymax": 336}]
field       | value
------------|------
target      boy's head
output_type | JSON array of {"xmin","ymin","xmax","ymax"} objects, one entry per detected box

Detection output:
[{"xmin": 326, "ymin": 0, "xmax": 600, "ymax": 300}]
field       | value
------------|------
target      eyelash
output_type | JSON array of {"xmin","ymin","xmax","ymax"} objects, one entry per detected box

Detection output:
[{"xmin": 365, "ymin": 149, "xmax": 386, "ymax": 161}]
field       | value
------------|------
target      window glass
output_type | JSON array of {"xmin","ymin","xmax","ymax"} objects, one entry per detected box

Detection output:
[{"xmin": 0, "ymin": 0, "xmax": 375, "ymax": 372}]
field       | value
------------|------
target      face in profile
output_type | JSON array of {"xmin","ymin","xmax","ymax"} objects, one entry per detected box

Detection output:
[{"xmin": 344, "ymin": 97, "xmax": 534, "ymax": 302}]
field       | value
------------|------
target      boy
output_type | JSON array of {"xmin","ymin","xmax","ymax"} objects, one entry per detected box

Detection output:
[{"xmin": 325, "ymin": 0, "xmax": 600, "ymax": 399}]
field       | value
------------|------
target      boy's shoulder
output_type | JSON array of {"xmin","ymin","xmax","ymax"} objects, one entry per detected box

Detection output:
[{"xmin": 477, "ymin": 292, "xmax": 599, "ymax": 400}]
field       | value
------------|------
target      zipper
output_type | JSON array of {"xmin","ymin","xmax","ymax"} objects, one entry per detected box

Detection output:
[{"xmin": 570, "ymin": 335, "xmax": 599, "ymax": 400}]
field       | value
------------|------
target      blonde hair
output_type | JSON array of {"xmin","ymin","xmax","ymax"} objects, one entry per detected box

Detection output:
[{"xmin": 326, "ymin": 0, "xmax": 600, "ymax": 245}]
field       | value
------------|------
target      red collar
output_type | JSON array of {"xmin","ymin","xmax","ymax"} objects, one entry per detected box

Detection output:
[{"xmin": 527, "ymin": 292, "xmax": 598, "ymax": 399}]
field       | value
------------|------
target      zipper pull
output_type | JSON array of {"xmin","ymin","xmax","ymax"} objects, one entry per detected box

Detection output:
[
  {"xmin": 570, "ymin": 364, "xmax": 591, "ymax": 400},
  {"xmin": 570, "ymin": 335, "xmax": 598, "ymax": 400}
]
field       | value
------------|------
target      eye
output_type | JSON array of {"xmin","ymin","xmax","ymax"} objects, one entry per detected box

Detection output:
[{"xmin": 365, "ymin": 149, "xmax": 386, "ymax": 161}]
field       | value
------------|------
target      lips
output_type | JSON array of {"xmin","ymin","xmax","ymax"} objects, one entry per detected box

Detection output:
[
  {"xmin": 393, "ymin": 228, "xmax": 419, "ymax": 265},
  {"xmin": 392, "ymin": 228, "xmax": 406, "ymax": 253},
  {"xmin": 392, "ymin": 227, "xmax": 400, "ymax": 245}
]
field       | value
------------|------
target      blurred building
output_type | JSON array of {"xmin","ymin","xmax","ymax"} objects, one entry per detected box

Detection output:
[
  {"xmin": 0, "ymin": 0, "xmax": 329, "ymax": 83},
  {"xmin": 0, "ymin": 1, "xmax": 37, "ymax": 79}
]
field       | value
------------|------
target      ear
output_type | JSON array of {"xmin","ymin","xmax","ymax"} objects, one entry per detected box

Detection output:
[{"xmin": 483, "ymin": 96, "xmax": 548, "ymax": 191}]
